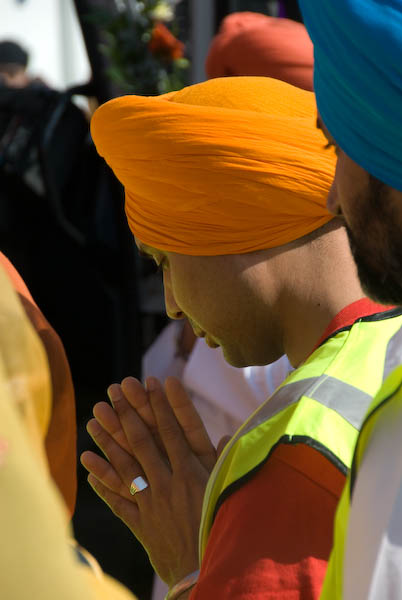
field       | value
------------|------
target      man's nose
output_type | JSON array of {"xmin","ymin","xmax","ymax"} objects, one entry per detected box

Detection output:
[{"xmin": 163, "ymin": 276, "xmax": 184, "ymax": 321}]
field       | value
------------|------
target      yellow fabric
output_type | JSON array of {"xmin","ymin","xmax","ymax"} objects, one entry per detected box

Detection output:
[
  {"xmin": 0, "ymin": 265, "xmax": 51, "ymax": 471},
  {"xmin": 0, "ymin": 265, "xmax": 137, "ymax": 600},
  {"xmin": 91, "ymin": 76, "xmax": 336, "ymax": 255}
]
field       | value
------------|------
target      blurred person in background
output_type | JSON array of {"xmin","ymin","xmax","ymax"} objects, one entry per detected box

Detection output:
[
  {"xmin": 0, "ymin": 39, "xmax": 47, "ymax": 89},
  {"xmin": 206, "ymin": 12, "xmax": 313, "ymax": 91},
  {"xmin": 0, "ymin": 40, "xmax": 30, "ymax": 88}
]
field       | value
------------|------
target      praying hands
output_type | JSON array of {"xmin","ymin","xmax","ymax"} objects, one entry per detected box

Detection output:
[{"xmin": 80, "ymin": 376, "xmax": 217, "ymax": 590}]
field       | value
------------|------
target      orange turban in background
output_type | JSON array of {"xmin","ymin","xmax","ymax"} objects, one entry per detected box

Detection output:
[
  {"xmin": 206, "ymin": 13, "xmax": 314, "ymax": 91},
  {"xmin": 91, "ymin": 76, "xmax": 335, "ymax": 256}
]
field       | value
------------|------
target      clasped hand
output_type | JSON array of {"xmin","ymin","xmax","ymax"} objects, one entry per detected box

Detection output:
[{"xmin": 80, "ymin": 376, "xmax": 217, "ymax": 588}]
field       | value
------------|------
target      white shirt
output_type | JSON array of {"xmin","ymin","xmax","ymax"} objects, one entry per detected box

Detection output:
[
  {"xmin": 143, "ymin": 321, "xmax": 292, "ymax": 445},
  {"xmin": 344, "ymin": 394, "xmax": 402, "ymax": 600}
]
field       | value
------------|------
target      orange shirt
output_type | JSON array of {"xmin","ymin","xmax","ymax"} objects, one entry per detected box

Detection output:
[
  {"xmin": 0, "ymin": 252, "xmax": 77, "ymax": 515},
  {"xmin": 193, "ymin": 444, "xmax": 344, "ymax": 599}
]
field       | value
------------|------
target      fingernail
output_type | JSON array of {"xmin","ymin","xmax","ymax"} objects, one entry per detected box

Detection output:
[
  {"xmin": 87, "ymin": 474, "xmax": 96, "ymax": 487},
  {"xmin": 145, "ymin": 377, "xmax": 157, "ymax": 392},
  {"xmin": 87, "ymin": 418, "xmax": 102, "ymax": 436},
  {"xmin": 107, "ymin": 384, "xmax": 122, "ymax": 406}
]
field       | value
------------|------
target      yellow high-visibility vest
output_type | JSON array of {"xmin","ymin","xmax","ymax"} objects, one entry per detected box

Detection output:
[
  {"xmin": 320, "ymin": 356, "xmax": 402, "ymax": 599},
  {"xmin": 199, "ymin": 310, "xmax": 402, "ymax": 561}
]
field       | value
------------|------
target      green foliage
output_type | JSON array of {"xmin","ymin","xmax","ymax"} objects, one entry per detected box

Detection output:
[{"xmin": 87, "ymin": 1, "xmax": 189, "ymax": 96}]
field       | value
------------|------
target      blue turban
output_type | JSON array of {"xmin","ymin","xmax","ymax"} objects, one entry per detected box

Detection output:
[{"xmin": 298, "ymin": 0, "xmax": 402, "ymax": 192}]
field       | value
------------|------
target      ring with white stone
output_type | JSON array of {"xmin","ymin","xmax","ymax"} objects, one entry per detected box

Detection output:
[{"xmin": 129, "ymin": 476, "xmax": 148, "ymax": 496}]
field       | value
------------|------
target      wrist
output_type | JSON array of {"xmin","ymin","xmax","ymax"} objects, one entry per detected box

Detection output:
[{"xmin": 165, "ymin": 569, "xmax": 199, "ymax": 600}]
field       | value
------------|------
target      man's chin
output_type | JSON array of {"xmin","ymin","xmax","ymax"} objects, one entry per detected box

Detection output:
[
  {"xmin": 346, "ymin": 224, "xmax": 402, "ymax": 307},
  {"xmin": 221, "ymin": 345, "xmax": 279, "ymax": 369},
  {"xmin": 360, "ymin": 277, "xmax": 402, "ymax": 306},
  {"xmin": 220, "ymin": 346, "xmax": 249, "ymax": 369}
]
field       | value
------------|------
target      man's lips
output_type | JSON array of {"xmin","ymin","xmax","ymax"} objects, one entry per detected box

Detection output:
[
  {"xmin": 192, "ymin": 327, "xmax": 219, "ymax": 348},
  {"xmin": 193, "ymin": 328, "xmax": 205, "ymax": 338},
  {"xmin": 205, "ymin": 335, "xmax": 220, "ymax": 349}
]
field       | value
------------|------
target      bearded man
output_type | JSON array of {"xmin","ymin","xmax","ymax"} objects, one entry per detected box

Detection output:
[{"xmin": 297, "ymin": 1, "xmax": 402, "ymax": 598}]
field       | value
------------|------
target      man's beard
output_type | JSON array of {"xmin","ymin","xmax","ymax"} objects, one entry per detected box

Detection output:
[
  {"xmin": 344, "ymin": 176, "xmax": 402, "ymax": 306},
  {"xmin": 346, "ymin": 226, "xmax": 402, "ymax": 305}
]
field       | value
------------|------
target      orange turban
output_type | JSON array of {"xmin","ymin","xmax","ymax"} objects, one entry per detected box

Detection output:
[
  {"xmin": 91, "ymin": 76, "xmax": 335, "ymax": 256},
  {"xmin": 206, "ymin": 13, "xmax": 314, "ymax": 91}
]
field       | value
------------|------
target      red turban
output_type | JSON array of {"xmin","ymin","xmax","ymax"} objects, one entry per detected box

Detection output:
[{"xmin": 206, "ymin": 12, "xmax": 314, "ymax": 91}]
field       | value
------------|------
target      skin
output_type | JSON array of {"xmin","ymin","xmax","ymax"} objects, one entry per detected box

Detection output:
[
  {"xmin": 81, "ymin": 219, "xmax": 365, "ymax": 590},
  {"xmin": 0, "ymin": 65, "xmax": 30, "ymax": 88},
  {"xmin": 82, "ymin": 375, "xmax": 213, "ymax": 595},
  {"xmin": 138, "ymin": 223, "xmax": 363, "ymax": 369},
  {"xmin": 318, "ymin": 117, "xmax": 402, "ymax": 305}
]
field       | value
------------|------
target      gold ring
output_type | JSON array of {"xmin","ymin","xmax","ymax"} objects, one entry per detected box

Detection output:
[{"xmin": 130, "ymin": 476, "xmax": 148, "ymax": 496}]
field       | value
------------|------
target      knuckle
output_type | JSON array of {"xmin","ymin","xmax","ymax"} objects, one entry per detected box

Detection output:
[
  {"xmin": 111, "ymin": 495, "xmax": 127, "ymax": 518},
  {"xmin": 130, "ymin": 431, "xmax": 151, "ymax": 453},
  {"xmin": 114, "ymin": 397, "xmax": 130, "ymax": 416},
  {"xmin": 158, "ymin": 422, "xmax": 178, "ymax": 441}
]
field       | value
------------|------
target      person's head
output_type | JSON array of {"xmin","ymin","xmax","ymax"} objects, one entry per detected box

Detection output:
[
  {"xmin": 206, "ymin": 12, "xmax": 314, "ymax": 91},
  {"xmin": 0, "ymin": 40, "xmax": 30, "ymax": 88},
  {"xmin": 298, "ymin": 0, "xmax": 402, "ymax": 304},
  {"xmin": 136, "ymin": 217, "xmax": 352, "ymax": 368},
  {"xmin": 91, "ymin": 77, "xmax": 338, "ymax": 367}
]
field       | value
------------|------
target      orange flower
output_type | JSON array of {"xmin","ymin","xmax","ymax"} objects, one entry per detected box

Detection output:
[{"xmin": 149, "ymin": 22, "xmax": 184, "ymax": 61}]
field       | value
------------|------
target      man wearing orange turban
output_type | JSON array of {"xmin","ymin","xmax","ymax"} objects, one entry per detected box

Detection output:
[
  {"xmin": 206, "ymin": 12, "xmax": 314, "ymax": 91},
  {"xmin": 82, "ymin": 76, "xmax": 402, "ymax": 599}
]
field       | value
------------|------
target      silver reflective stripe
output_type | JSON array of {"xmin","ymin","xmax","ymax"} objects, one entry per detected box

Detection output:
[
  {"xmin": 238, "ymin": 375, "xmax": 372, "ymax": 438},
  {"xmin": 308, "ymin": 375, "xmax": 373, "ymax": 430},
  {"xmin": 383, "ymin": 325, "xmax": 402, "ymax": 382},
  {"xmin": 211, "ymin": 379, "xmax": 317, "ymax": 486},
  {"xmin": 214, "ymin": 375, "xmax": 372, "ymax": 489}
]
